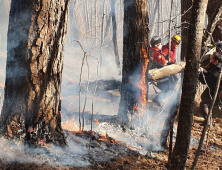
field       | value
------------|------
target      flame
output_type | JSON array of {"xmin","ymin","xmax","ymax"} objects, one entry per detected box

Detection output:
[
  {"xmin": 61, "ymin": 116, "xmax": 79, "ymax": 131},
  {"xmin": 38, "ymin": 139, "xmax": 46, "ymax": 147},
  {"xmin": 133, "ymin": 47, "xmax": 149, "ymax": 117},
  {"xmin": 28, "ymin": 126, "xmax": 34, "ymax": 133},
  {"xmin": 0, "ymin": 82, "xmax": 4, "ymax": 88},
  {"xmin": 95, "ymin": 119, "xmax": 99, "ymax": 125}
]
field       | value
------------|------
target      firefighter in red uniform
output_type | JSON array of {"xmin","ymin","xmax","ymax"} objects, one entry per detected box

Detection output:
[
  {"xmin": 149, "ymin": 36, "xmax": 168, "ymax": 68},
  {"xmin": 161, "ymin": 35, "xmax": 181, "ymax": 63},
  {"xmin": 149, "ymin": 35, "xmax": 182, "ymax": 106}
]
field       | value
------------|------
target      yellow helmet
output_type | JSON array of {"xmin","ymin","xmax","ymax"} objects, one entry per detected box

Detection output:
[{"xmin": 172, "ymin": 35, "xmax": 182, "ymax": 44}]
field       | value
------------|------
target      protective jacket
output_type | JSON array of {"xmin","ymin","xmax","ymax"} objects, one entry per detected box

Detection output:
[
  {"xmin": 162, "ymin": 43, "xmax": 177, "ymax": 63},
  {"xmin": 199, "ymin": 63, "xmax": 222, "ymax": 96},
  {"xmin": 149, "ymin": 47, "xmax": 168, "ymax": 68}
]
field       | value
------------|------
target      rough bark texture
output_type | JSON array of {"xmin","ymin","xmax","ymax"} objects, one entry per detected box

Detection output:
[
  {"xmin": 118, "ymin": 0, "xmax": 149, "ymax": 124},
  {"xmin": 181, "ymin": 0, "xmax": 192, "ymax": 61},
  {"xmin": 148, "ymin": 62, "xmax": 185, "ymax": 81},
  {"xmin": 0, "ymin": 0, "xmax": 70, "ymax": 146},
  {"xmin": 170, "ymin": 0, "xmax": 208, "ymax": 169}
]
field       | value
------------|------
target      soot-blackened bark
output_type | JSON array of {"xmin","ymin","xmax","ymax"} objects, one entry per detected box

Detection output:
[
  {"xmin": 118, "ymin": 0, "xmax": 149, "ymax": 124},
  {"xmin": 0, "ymin": 0, "xmax": 70, "ymax": 146},
  {"xmin": 170, "ymin": 0, "xmax": 209, "ymax": 169}
]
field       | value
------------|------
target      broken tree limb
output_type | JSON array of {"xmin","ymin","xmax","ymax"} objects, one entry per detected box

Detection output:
[{"xmin": 148, "ymin": 62, "xmax": 186, "ymax": 81}]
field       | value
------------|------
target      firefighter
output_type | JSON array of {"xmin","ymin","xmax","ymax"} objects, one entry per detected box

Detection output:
[
  {"xmin": 199, "ymin": 52, "xmax": 222, "ymax": 123},
  {"xmin": 161, "ymin": 34, "xmax": 182, "ymax": 64},
  {"xmin": 149, "ymin": 35, "xmax": 181, "ymax": 106},
  {"xmin": 149, "ymin": 36, "xmax": 168, "ymax": 69},
  {"xmin": 200, "ymin": 40, "xmax": 222, "ymax": 68}
]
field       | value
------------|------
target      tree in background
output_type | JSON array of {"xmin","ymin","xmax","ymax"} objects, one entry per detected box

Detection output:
[
  {"xmin": 170, "ymin": 0, "xmax": 209, "ymax": 169},
  {"xmin": 0, "ymin": 0, "xmax": 70, "ymax": 146},
  {"xmin": 180, "ymin": 0, "xmax": 193, "ymax": 61},
  {"xmin": 206, "ymin": 0, "xmax": 222, "ymax": 43},
  {"xmin": 118, "ymin": 0, "xmax": 149, "ymax": 124}
]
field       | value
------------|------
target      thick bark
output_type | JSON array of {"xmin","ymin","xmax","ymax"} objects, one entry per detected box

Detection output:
[
  {"xmin": 170, "ymin": 0, "xmax": 209, "ymax": 169},
  {"xmin": 0, "ymin": 0, "xmax": 70, "ymax": 146},
  {"xmin": 181, "ymin": 0, "xmax": 193, "ymax": 61},
  {"xmin": 148, "ymin": 62, "xmax": 185, "ymax": 81},
  {"xmin": 118, "ymin": 0, "xmax": 149, "ymax": 124}
]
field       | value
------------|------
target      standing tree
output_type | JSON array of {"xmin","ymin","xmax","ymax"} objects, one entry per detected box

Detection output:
[
  {"xmin": 0, "ymin": 0, "xmax": 70, "ymax": 146},
  {"xmin": 170, "ymin": 0, "xmax": 209, "ymax": 169},
  {"xmin": 110, "ymin": 0, "xmax": 121, "ymax": 75},
  {"xmin": 118, "ymin": 0, "xmax": 149, "ymax": 124},
  {"xmin": 181, "ymin": 0, "xmax": 193, "ymax": 61}
]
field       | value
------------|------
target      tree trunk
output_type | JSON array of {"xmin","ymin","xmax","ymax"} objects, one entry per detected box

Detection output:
[
  {"xmin": 181, "ymin": 0, "xmax": 193, "ymax": 61},
  {"xmin": 118, "ymin": 0, "xmax": 149, "ymax": 124},
  {"xmin": 0, "ymin": 0, "xmax": 70, "ymax": 146},
  {"xmin": 170, "ymin": 0, "xmax": 209, "ymax": 169},
  {"xmin": 110, "ymin": 0, "xmax": 121, "ymax": 75}
]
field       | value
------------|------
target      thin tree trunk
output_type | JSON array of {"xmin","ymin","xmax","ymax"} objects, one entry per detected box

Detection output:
[
  {"xmin": 110, "ymin": 0, "xmax": 121, "ymax": 75},
  {"xmin": 100, "ymin": 0, "xmax": 106, "ymax": 70},
  {"xmin": 0, "ymin": 0, "xmax": 70, "ymax": 146},
  {"xmin": 181, "ymin": 0, "xmax": 193, "ymax": 61},
  {"xmin": 170, "ymin": 0, "xmax": 209, "ymax": 169}
]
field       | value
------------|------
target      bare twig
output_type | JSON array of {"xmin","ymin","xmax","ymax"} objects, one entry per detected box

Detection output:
[
  {"xmin": 89, "ymin": 57, "xmax": 99, "ymax": 155},
  {"xmin": 148, "ymin": 5, "xmax": 193, "ymax": 27},
  {"xmin": 74, "ymin": 40, "xmax": 95, "ymax": 131},
  {"xmin": 82, "ymin": 54, "xmax": 90, "ymax": 131},
  {"xmin": 202, "ymin": 3, "xmax": 222, "ymax": 53},
  {"xmin": 191, "ymin": 66, "xmax": 222, "ymax": 170}
]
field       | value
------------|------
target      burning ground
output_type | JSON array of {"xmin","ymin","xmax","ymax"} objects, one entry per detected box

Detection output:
[{"xmin": 1, "ymin": 76, "xmax": 222, "ymax": 169}]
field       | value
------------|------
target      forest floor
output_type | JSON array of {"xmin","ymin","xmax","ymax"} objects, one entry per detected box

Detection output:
[
  {"xmin": 1, "ymin": 90, "xmax": 222, "ymax": 170},
  {"xmin": 1, "ymin": 114, "xmax": 222, "ymax": 170}
]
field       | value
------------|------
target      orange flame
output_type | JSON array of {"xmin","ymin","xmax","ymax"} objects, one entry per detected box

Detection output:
[
  {"xmin": 95, "ymin": 119, "xmax": 99, "ymax": 125},
  {"xmin": 0, "ymin": 82, "xmax": 5, "ymax": 88},
  {"xmin": 61, "ymin": 116, "xmax": 79, "ymax": 131},
  {"xmin": 133, "ymin": 47, "xmax": 149, "ymax": 117}
]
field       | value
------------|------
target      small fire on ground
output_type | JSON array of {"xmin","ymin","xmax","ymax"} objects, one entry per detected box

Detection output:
[{"xmin": 62, "ymin": 116, "xmax": 118, "ymax": 144}]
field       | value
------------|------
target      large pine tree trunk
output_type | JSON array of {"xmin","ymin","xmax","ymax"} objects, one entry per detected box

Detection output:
[
  {"xmin": 118, "ymin": 0, "xmax": 149, "ymax": 124},
  {"xmin": 170, "ymin": 0, "xmax": 209, "ymax": 169},
  {"xmin": 0, "ymin": 0, "xmax": 70, "ymax": 146},
  {"xmin": 181, "ymin": 0, "xmax": 192, "ymax": 61}
]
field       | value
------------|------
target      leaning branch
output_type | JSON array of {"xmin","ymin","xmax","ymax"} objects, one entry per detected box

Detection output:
[{"xmin": 202, "ymin": 3, "xmax": 222, "ymax": 53}]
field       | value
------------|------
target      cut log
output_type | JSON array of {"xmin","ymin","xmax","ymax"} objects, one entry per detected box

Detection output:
[{"xmin": 148, "ymin": 62, "xmax": 186, "ymax": 80}]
